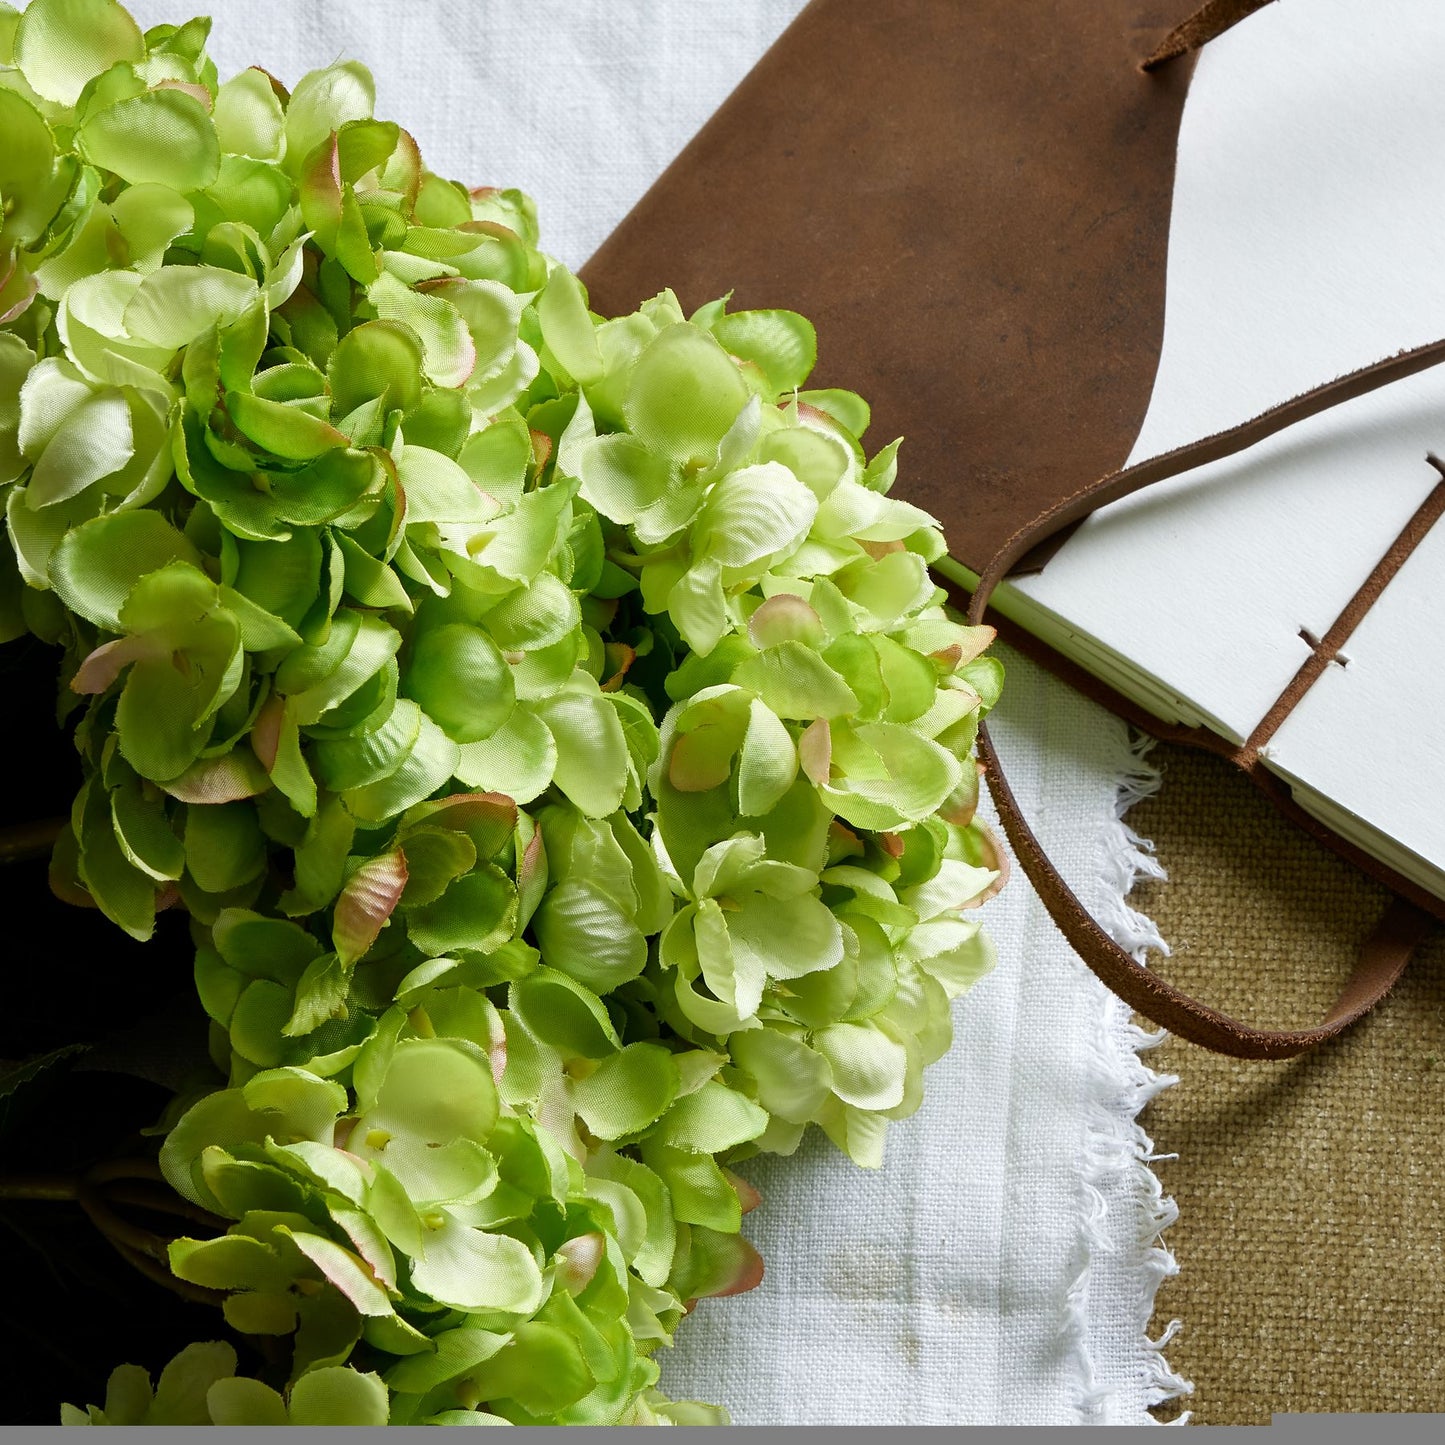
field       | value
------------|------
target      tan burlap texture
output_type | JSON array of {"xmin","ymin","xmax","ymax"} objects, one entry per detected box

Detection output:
[{"xmin": 1124, "ymin": 743, "xmax": 1445, "ymax": 1423}]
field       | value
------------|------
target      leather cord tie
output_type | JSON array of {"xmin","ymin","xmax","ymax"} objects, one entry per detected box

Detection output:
[{"xmin": 965, "ymin": 338, "xmax": 1445, "ymax": 1058}]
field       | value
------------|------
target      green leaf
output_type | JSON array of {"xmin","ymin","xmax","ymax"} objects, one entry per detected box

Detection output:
[
  {"xmin": 80, "ymin": 88, "xmax": 221, "ymax": 191},
  {"xmin": 15, "ymin": 0, "xmax": 144, "ymax": 106}
]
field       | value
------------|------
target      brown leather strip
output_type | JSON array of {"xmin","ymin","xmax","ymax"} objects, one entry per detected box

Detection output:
[
  {"xmin": 1142, "ymin": 0, "xmax": 1278, "ymax": 71},
  {"xmin": 1241, "ymin": 463, "xmax": 1445, "ymax": 763},
  {"xmin": 965, "ymin": 339, "xmax": 1445, "ymax": 1057}
]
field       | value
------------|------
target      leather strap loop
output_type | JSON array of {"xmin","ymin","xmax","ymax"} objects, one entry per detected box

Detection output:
[{"xmin": 964, "ymin": 337, "xmax": 1445, "ymax": 1057}]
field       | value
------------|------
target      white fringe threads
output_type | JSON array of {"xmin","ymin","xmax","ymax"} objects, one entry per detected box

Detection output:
[{"xmin": 1062, "ymin": 726, "xmax": 1194, "ymax": 1425}]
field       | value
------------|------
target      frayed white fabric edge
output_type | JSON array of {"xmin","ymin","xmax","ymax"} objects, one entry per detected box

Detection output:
[{"xmin": 1062, "ymin": 727, "xmax": 1194, "ymax": 1425}]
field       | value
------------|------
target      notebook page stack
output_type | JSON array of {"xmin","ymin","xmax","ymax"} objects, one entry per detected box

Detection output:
[{"xmin": 937, "ymin": 0, "xmax": 1445, "ymax": 900}]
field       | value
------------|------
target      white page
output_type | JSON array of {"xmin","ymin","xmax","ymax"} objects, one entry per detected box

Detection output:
[{"xmin": 1005, "ymin": 0, "xmax": 1445, "ymax": 746}]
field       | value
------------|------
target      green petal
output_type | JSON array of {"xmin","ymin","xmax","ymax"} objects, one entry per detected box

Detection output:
[
  {"xmin": 623, "ymin": 323, "xmax": 750, "ymax": 465},
  {"xmin": 284, "ymin": 60, "xmax": 375, "ymax": 177},
  {"xmin": 213, "ymin": 67, "xmax": 286, "ymax": 160},
  {"xmin": 510, "ymin": 968, "xmax": 619, "ymax": 1060},
  {"xmin": 15, "ymin": 0, "xmax": 144, "ymax": 105},
  {"xmin": 25, "ymin": 387, "xmax": 135, "ymax": 509},
  {"xmin": 654, "ymin": 1079, "xmax": 768, "ymax": 1154},
  {"xmin": 453, "ymin": 704, "xmax": 556, "ymax": 804},
  {"xmin": 405, "ymin": 865, "xmax": 517, "ymax": 956},
  {"xmin": 206, "ymin": 1377, "xmax": 290, "ymax": 1427},
  {"xmin": 397, "ymin": 444, "xmax": 499, "ymax": 526},
  {"xmin": 697, "ymin": 462, "xmax": 817, "ymax": 570},
  {"xmin": 571, "ymin": 1043, "xmax": 680, "ymax": 1140},
  {"xmin": 80, "ymin": 87, "xmax": 220, "ymax": 190},
  {"xmin": 710, "ymin": 308, "xmax": 817, "ymax": 397},
  {"xmin": 537, "ymin": 266, "xmax": 602, "ymax": 384},
  {"xmin": 536, "ymin": 686, "xmax": 629, "ymax": 818},
  {"xmin": 407, "ymin": 1215, "xmax": 544, "ymax": 1315},
  {"xmin": 47, "ymin": 510, "xmax": 201, "ymax": 630},
  {"xmin": 730, "ymin": 1027, "xmax": 832, "ymax": 1124},
  {"xmin": 403, "ymin": 622, "xmax": 515, "ymax": 744},
  {"xmin": 368, "ymin": 272, "xmax": 475, "ymax": 388},
  {"xmin": 532, "ymin": 880, "xmax": 646, "ymax": 993},
  {"xmin": 384, "ymin": 1327, "xmax": 508, "ymax": 1394},
  {"xmin": 813, "ymin": 1022, "xmax": 908, "ymax": 1111},
  {"xmin": 736, "ymin": 698, "xmax": 797, "ymax": 816},
  {"xmin": 123, "ymin": 265, "xmax": 258, "ymax": 351}
]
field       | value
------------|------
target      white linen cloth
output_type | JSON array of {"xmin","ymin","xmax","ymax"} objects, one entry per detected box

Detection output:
[{"xmin": 116, "ymin": 1, "xmax": 1190, "ymax": 1423}]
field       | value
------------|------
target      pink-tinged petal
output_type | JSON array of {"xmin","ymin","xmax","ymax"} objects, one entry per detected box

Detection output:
[
  {"xmin": 299, "ymin": 134, "xmax": 343, "ymax": 251},
  {"xmin": 333, "ymin": 848, "xmax": 408, "ymax": 966},
  {"xmin": 517, "ymin": 825, "xmax": 544, "ymax": 900},
  {"xmin": 798, "ymin": 718, "xmax": 831, "ymax": 785},
  {"xmin": 859, "ymin": 538, "xmax": 906, "ymax": 560},
  {"xmin": 713, "ymin": 1236, "xmax": 765, "ymax": 1298},
  {"xmin": 155, "ymin": 79, "xmax": 212, "ymax": 110},
  {"xmin": 155, "ymin": 882, "xmax": 182, "ymax": 913},
  {"xmin": 486, "ymin": 1006, "xmax": 508, "ymax": 1089},
  {"xmin": 411, "ymin": 792, "xmax": 518, "ymax": 860},
  {"xmin": 71, "ymin": 636, "xmax": 163, "ymax": 695},
  {"xmin": 938, "ymin": 760, "xmax": 984, "ymax": 827},
  {"xmin": 529, "ymin": 429, "xmax": 553, "ymax": 473},
  {"xmin": 555, "ymin": 1232, "xmax": 605, "ymax": 1296},
  {"xmin": 959, "ymin": 822, "xmax": 1010, "ymax": 908},
  {"xmin": 930, "ymin": 644, "xmax": 964, "ymax": 671},
  {"xmin": 724, "ymin": 1167, "xmax": 762, "ymax": 1215},
  {"xmin": 599, "ymin": 641, "xmax": 633, "ymax": 693},
  {"xmin": 162, "ymin": 750, "xmax": 271, "ymax": 803},
  {"xmin": 0, "ymin": 265, "xmax": 37, "ymax": 326},
  {"xmin": 747, "ymin": 592, "xmax": 824, "ymax": 650},
  {"xmin": 250, "ymin": 692, "xmax": 284, "ymax": 771},
  {"xmin": 668, "ymin": 731, "xmax": 732, "ymax": 793},
  {"xmin": 877, "ymin": 832, "xmax": 904, "ymax": 860}
]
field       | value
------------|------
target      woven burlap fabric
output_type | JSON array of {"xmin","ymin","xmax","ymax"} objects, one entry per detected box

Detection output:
[{"xmin": 1126, "ymin": 743, "xmax": 1445, "ymax": 1423}]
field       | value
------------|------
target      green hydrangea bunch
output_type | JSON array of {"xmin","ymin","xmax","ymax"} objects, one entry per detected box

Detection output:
[{"xmin": 1, "ymin": 0, "xmax": 1005, "ymax": 1425}]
